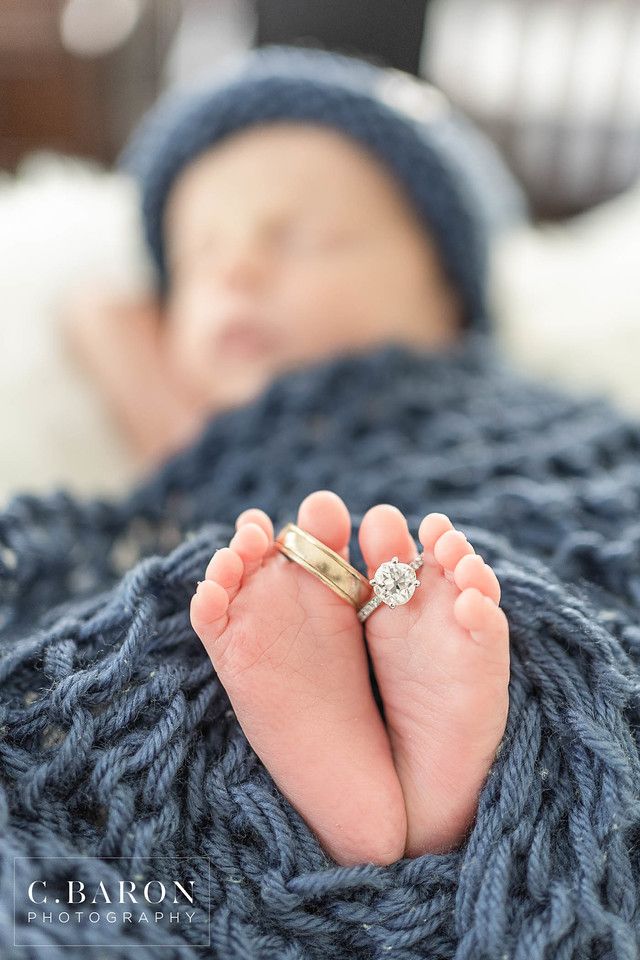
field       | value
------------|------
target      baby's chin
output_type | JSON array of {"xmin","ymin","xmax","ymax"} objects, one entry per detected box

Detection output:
[{"xmin": 201, "ymin": 357, "xmax": 280, "ymax": 413}]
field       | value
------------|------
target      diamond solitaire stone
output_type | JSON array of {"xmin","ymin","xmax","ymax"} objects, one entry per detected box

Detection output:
[{"xmin": 370, "ymin": 556, "xmax": 420, "ymax": 609}]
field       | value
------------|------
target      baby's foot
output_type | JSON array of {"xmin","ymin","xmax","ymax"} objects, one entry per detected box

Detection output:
[
  {"xmin": 359, "ymin": 506, "xmax": 510, "ymax": 858},
  {"xmin": 190, "ymin": 491, "xmax": 406, "ymax": 866}
]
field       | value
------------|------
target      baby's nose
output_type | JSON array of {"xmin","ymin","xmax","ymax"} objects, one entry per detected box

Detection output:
[{"xmin": 216, "ymin": 239, "xmax": 272, "ymax": 291}]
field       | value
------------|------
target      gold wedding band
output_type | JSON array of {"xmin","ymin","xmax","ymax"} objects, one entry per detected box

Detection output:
[{"xmin": 274, "ymin": 522, "xmax": 372, "ymax": 608}]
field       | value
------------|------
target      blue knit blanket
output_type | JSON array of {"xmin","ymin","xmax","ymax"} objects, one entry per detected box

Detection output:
[{"xmin": 1, "ymin": 335, "xmax": 640, "ymax": 959}]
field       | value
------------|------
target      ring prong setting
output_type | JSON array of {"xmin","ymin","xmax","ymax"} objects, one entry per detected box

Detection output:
[
  {"xmin": 368, "ymin": 554, "xmax": 423, "ymax": 609},
  {"xmin": 358, "ymin": 552, "xmax": 425, "ymax": 622}
]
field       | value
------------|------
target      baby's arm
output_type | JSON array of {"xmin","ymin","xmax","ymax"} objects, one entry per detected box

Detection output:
[{"xmin": 59, "ymin": 287, "xmax": 205, "ymax": 468}]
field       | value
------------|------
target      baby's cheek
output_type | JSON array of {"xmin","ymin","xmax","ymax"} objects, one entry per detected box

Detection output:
[
  {"xmin": 279, "ymin": 269, "xmax": 374, "ymax": 354},
  {"xmin": 164, "ymin": 306, "xmax": 210, "ymax": 388}
]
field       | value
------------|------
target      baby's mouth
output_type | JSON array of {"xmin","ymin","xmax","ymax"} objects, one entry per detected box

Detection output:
[{"xmin": 215, "ymin": 318, "xmax": 280, "ymax": 359}]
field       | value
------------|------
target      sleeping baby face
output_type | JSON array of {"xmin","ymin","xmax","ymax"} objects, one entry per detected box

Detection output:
[{"xmin": 163, "ymin": 122, "xmax": 462, "ymax": 411}]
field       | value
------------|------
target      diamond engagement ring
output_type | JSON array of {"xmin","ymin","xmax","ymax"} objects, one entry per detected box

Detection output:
[{"xmin": 357, "ymin": 554, "xmax": 424, "ymax": 623}]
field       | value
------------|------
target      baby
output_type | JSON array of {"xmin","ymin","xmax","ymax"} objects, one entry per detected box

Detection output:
[{"xmin": 64, "ymin": 47, "xmax": 512, "ymax": 866}]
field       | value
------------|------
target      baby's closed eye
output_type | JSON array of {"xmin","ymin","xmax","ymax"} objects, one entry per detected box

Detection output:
[{"xmin": 273, "ymin": 219, "xmax": 361, "ymax": 255}]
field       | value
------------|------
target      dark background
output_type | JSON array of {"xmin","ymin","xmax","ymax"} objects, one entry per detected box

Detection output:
[{"xmin": 2, "ymin": 0, "xmax": 640, "ymax": 220}]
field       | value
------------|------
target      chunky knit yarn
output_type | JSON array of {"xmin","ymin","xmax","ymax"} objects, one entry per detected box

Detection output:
[{"xmin": 2, "ymin": 335, "xmax": 640, "ymax": 958}]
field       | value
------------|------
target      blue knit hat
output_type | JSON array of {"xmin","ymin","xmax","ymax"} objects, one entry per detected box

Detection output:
[{"xmin": 118, "ymin": 44, "xmax": 526, "ymax": 334}]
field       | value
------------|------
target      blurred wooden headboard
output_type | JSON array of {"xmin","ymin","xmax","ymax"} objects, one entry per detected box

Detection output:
[{"xmin": 0, "ymin": 0, "xmax": 178, "ymax": 171}]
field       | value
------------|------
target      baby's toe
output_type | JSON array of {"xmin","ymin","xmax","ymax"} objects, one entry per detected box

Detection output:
[
  {"xmin": 205, "ymin": 546, "xmax": 244, "ymax": 599},
  {"xmin": 297, "ymin": 489, "xmax": 352, "ymax": 560},
  {"xmin": 359, "ymin": 503, "xmax": 417, "ymax": 571},
  {"xmin": 453, "ymin": 553, "xmax": 501, "ymax": 604},
  {"xmin": 236, "ymin": 507, "xmax": 274, "ymax": 543},
  {"xmin": 228, "ymin": 522, "xmax": 271, "ymax": 576},
  {"xmin": 433, "ymin": 528, "xmax": 475, "ymax": 581},
  {"xmin": 417, "ymin": 512, "xmax": 454, "ymax": 560},
  {"xmin": 454, "ymin": 587, "xmax": 510, "ymax": 687},
  {"xmin": 190, "ymin": 579, "xmax": 231, "ymax": 643},
  {"xmin": 453, "ymin": 587, "xmax": 508, "ymax": 639}
]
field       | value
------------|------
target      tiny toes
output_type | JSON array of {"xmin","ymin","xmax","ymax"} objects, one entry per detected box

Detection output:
[
  {"xmin": 433, "ymin": 528, "xmax": 475, "ymax": 579},
  {"xmin": 453, "ymin": 553, "xmax": 501, "ymax": 604},
  {"xmin": 205, "ymin": 547, "xmax": 244, "ymax": 599},
  {"xmin": 235, "ymin": 507, "xmax": 274, "ymax": 543},
  {"xmin": 297, "ymin": 490, "xmax": 352, "ymax": 560},
  {"xmin": 418, "ymin": 512, "xmax": 454, "ymax": 558},
  {"xmin": 454, "ymin": 586, "xmax": 503, "ymax": 633},
  {"xmin": 228, "ymin": 522, "xmax": 271, "ymax": 575},
  {"xmin": 191, "ymin": 579, "xmax": 230, "ymax": 637}
]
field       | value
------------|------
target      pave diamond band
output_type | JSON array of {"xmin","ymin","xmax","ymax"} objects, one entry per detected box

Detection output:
[{"xmin": 357, "ymin": 553, "xmax": 424, "ymax": 623}]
